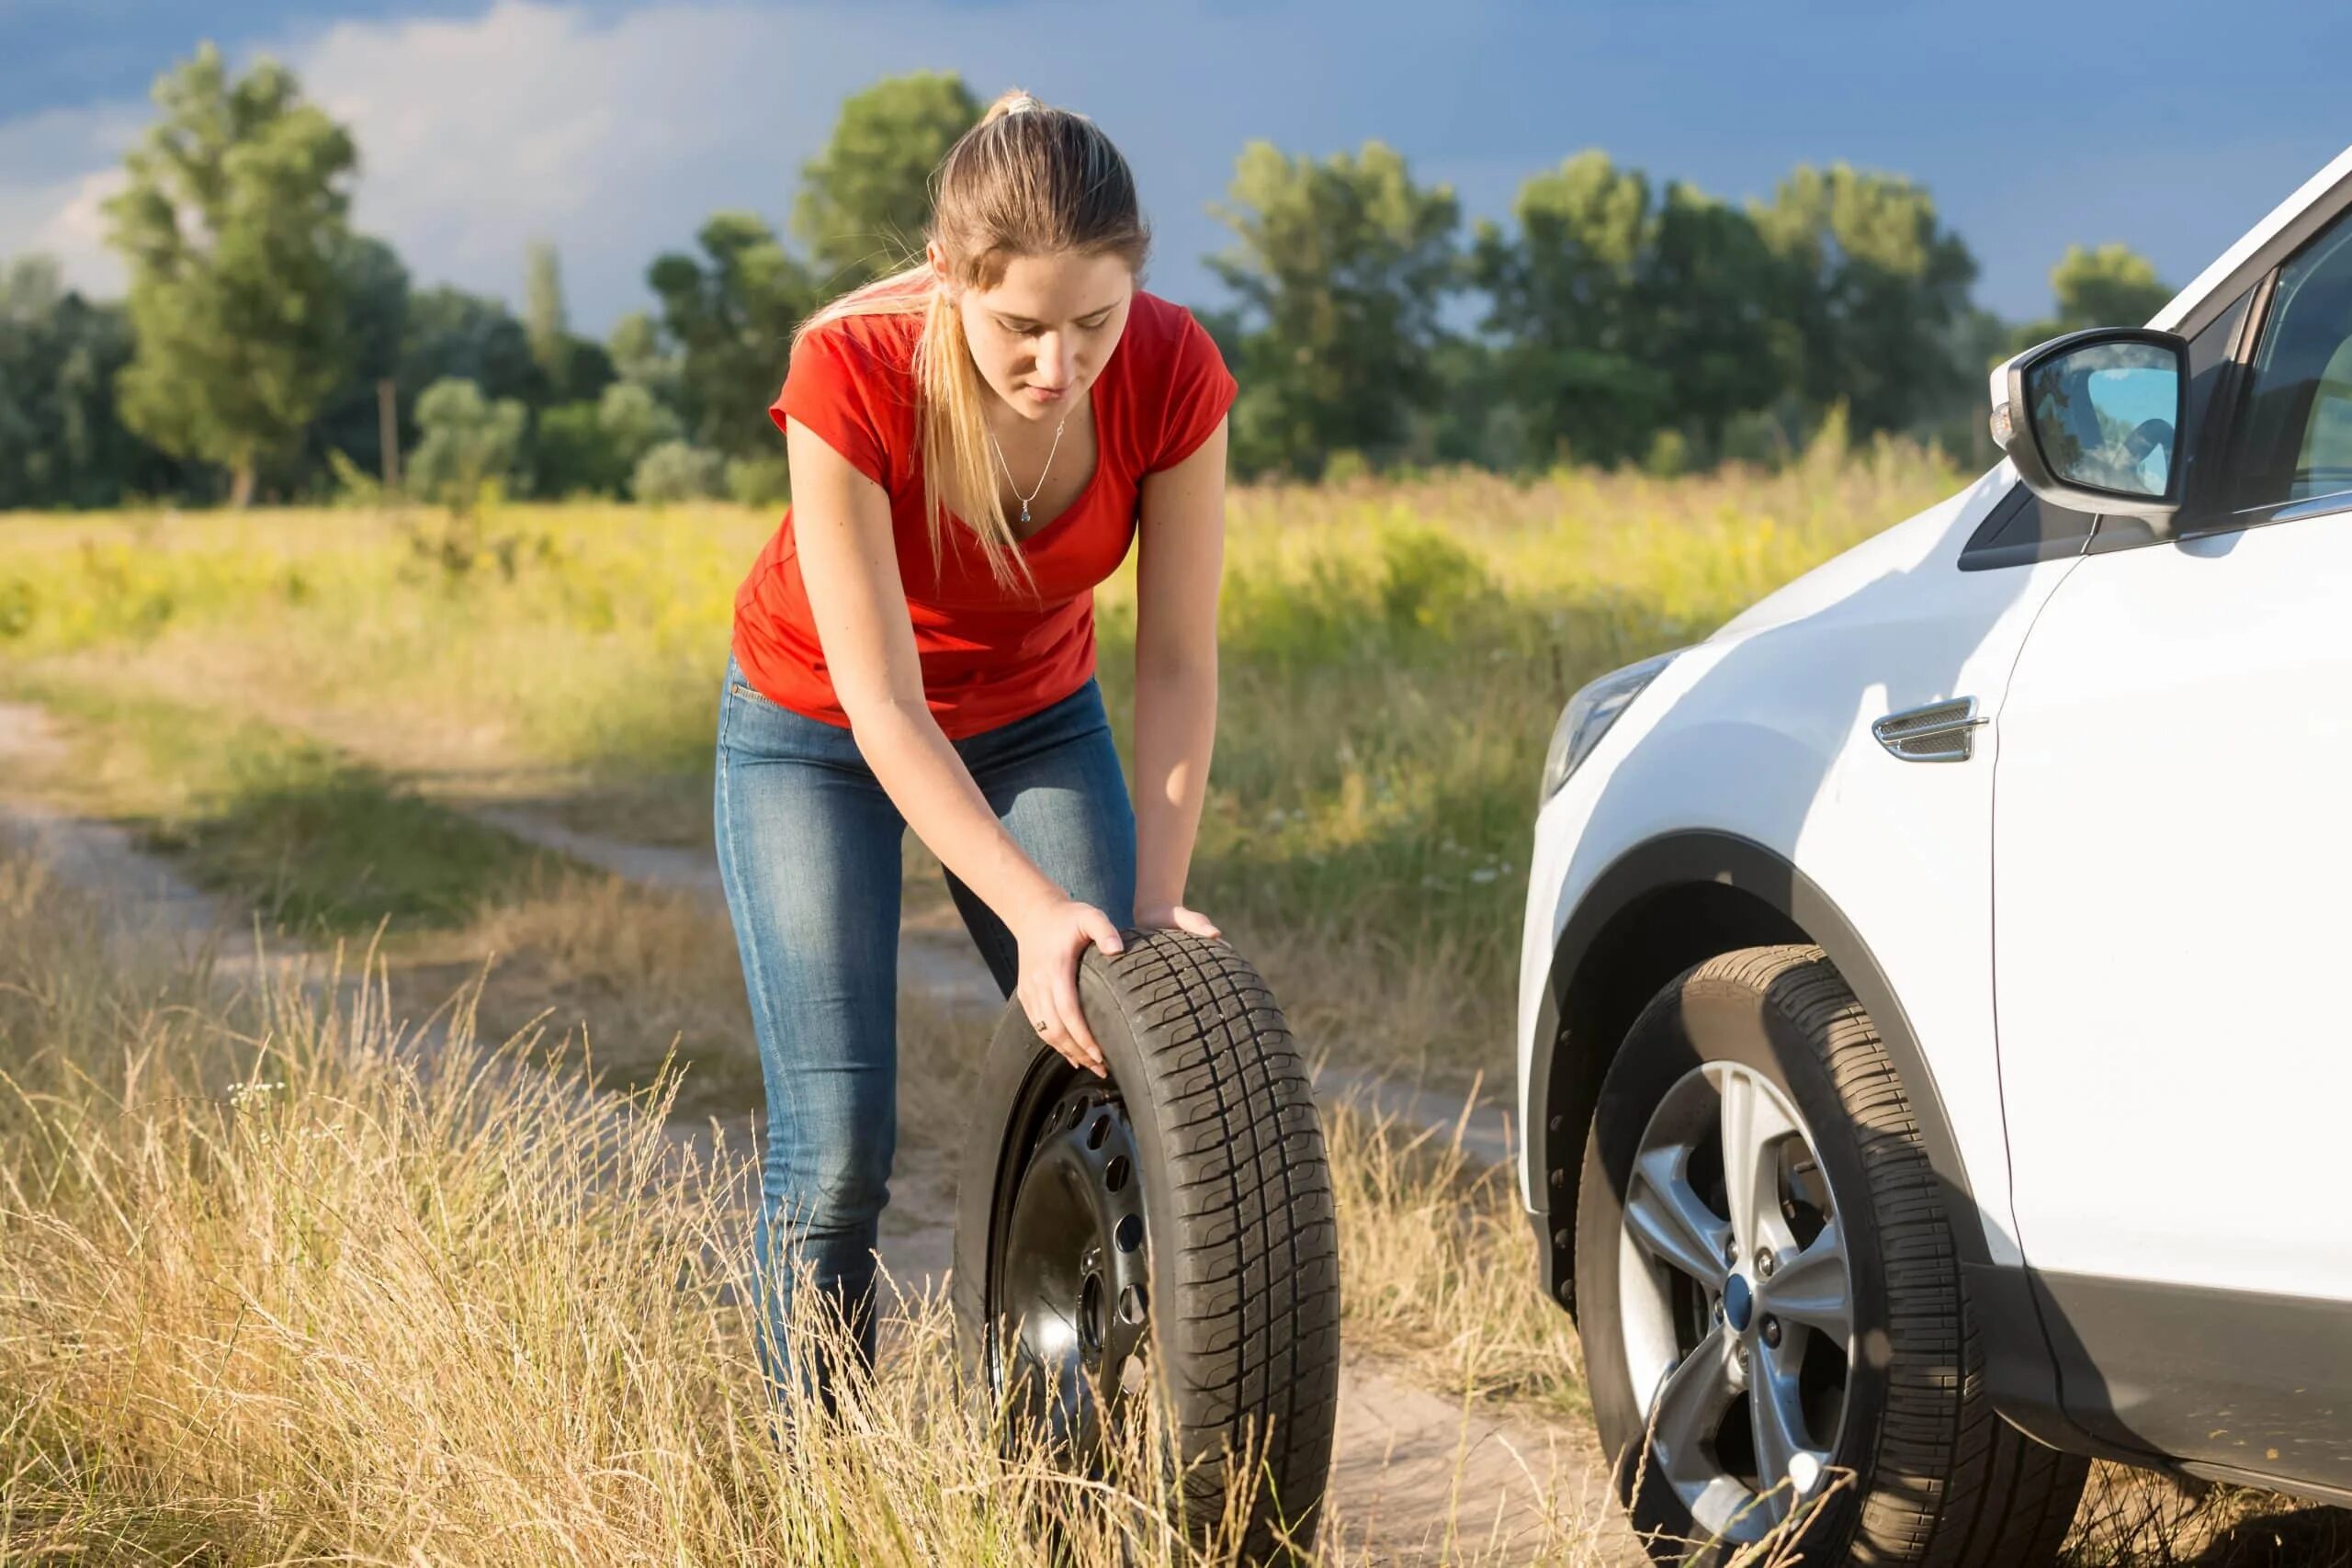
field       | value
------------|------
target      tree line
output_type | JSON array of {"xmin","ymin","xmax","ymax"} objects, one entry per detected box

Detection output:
[{"xmin": 0, "ymin": 48, "xmax": 2177, "ymax": 512}]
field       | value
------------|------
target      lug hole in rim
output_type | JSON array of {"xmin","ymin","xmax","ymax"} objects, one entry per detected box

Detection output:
[
  {"xmin": 1119, "ymin": 1282, "xmax": 1148, "ymax": 1325},
  {"xmin": 1114, "ymin": 1213, "xmax": 1145, "ymax": 1253},
  {"xmin": 1103, "ymin": 1155, "xmax": 1130, "ymax": 1193},
  {"xmin": 1087, "ymin": 1113, "xmax": 1110, "ymax": 1151},
  {"xmin": 1080, "ymin": 1273, "xmax": 1104, "ymax": 1357}
]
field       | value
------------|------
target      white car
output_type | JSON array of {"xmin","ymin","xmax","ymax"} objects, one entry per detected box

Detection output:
[{"xmin": 1516, "ymin": 141, "xmax": 2352, "ymax": 1562}]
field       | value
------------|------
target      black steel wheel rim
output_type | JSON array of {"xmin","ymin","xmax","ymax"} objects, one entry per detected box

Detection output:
[{"xmin": 993, "ymin": 1071, "xmax": 1152, "ymax": 1463}]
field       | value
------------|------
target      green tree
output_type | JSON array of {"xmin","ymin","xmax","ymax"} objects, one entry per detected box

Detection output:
[
  {"xmin": 606, "ymin": 309, "xmax": 682, "ymax": 406},
  {"xmin": 531, "ymin": 402, "xmax": 606, "ymax": 498},
  {"xmin": 793, "ymin": 72, "xmax": 980, "ymax": 287},
  {"xmin": 648, "ymin": 213, "xmax": 818, "ymax": 460},
  {"xmin": 535, "ymin": 381, "xmax": 685, "ymax": 499},
  {"xmin": 300, "ymin": 233, "xmax": 410, "ymax": 491},
  {"xmin": 103, "ymin": 43, "xmax": 358, "ymax": 505},
  {"xmin": 1752, "ymin": 164, "xmax": 1979, "ymax": 437},
  {"xmin": 525, "ymin": 240, "xmax": 569, "ymax": 385},
  {"xmin": 514, "ymin": 239, "xmax": 614, "ymax": 404},
  {"xmin": 2010, "ymin": 243, "xmax": 2172, "ymax": 351},
  {"xmin": 1208, "ymin": 141, "xmax": 1461, "ymax": 477},
  {"xmin": 1472, "ymin": 152, "xmax": 1666, "ymax": 465},
  {"xmin": 1636, "ymin": 183, "xmax": 1794, "ymax": 454},
  {"xmin": 408, "ymin": 378, "xmax": 526, "ymax": 511},
  {"xmin": 0, "ymin": 254, "xmax": 187, "ymax": 508},
  {"xmin": 398, "ymin": 286, "xmax": 548, "ymax": 448},
  {"xmin": 597, "ymin": 380, "xmax": 684, "ymax": 466}
]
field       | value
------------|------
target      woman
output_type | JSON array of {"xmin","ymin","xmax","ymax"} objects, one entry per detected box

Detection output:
[{"xmin": 715, "ymin": 88, "xmax": 1237, "ymax": 1410}]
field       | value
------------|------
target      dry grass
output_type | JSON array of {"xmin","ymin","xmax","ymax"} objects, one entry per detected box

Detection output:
[
  {"xmin": 1322, "ymin": 1092, "xmax": 1586, "ymax": 1421},
  {"xmin": 2061, "ymin": 1464, "xmax": 2352, "ymax": 1566},
  {"xmin": 0, "ymin": 847, "xmax": 1623, "ymax": 1566}
]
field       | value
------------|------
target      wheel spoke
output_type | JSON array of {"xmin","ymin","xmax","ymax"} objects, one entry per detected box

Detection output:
[
  {"xmin": 1760, "ymin": 1219, "xmax": 1851, "ymax": 1348},
  {"xmin": 1647, "ymin": 1323, "xmax": 1740, "ymax": 1485},
  {"xmin": 1626, "ymin": 1147, "xmax": 1733, "ymax": 1290},
  {"xmin": 1747, "ymin": 1357, "xmax": 1818, "ymax": 1523},
  {"xmin": 1717, "ymin": 1069, "xmax": 1795, "ymax": 1259}
]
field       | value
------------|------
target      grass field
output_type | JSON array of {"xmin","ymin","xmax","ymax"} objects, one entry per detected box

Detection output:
[
  {"xmin": 0, "ymin": 430, "xmax": 1958, "ymax": 1095},
  {"xmin": 4, "ymin": 446, "xmax": 2345, "ymax": 1562}
]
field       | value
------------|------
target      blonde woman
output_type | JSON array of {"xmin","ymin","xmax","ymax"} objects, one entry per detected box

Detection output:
[{"xmin": 716, "ymin": 90, "xmax": 1236, "ymax": 1409}]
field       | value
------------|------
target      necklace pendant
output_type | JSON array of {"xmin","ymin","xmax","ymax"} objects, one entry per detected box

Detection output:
[{"xmin": 1020, "ymin": 502, "xmax": 1032, "ymax": 525}]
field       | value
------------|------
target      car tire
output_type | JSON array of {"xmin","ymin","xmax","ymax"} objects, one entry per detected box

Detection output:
[
  {"xmin": 1575, "ymin": 944, "xmax": 2087, "ymax": 1565},
  {"xmin": 952, "ymin": 928, "xmax": 1341, "ymax": 1564}
]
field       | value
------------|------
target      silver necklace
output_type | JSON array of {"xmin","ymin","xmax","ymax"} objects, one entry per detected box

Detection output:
[{"xmin": 989, "ymin": 412, "xmax": 1070, "ymax": 528}]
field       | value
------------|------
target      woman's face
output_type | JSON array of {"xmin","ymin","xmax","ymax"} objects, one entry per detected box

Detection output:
[{"xmin": 938, "ymin": 244, "xmax": 1135, "ymax": 423}]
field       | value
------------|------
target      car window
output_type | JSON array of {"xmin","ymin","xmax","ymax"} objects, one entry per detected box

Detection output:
[{"xmin": 2228, "ymin": 212, "xmax": 2352, "ymax": 515}]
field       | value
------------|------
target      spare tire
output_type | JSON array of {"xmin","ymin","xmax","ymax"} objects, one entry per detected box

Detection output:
[{"xmin": 952, "ymin": 928, "xmax": 1340, "ymax": 1563}]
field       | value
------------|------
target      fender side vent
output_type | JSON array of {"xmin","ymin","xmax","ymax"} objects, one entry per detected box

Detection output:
[{"xmin": 1872, "ymin": 697, "xmax": 1985, "ymax": 763}]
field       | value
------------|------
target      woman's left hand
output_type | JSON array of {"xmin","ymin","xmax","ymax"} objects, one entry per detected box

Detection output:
[{"xmin": 1136, "ymin": 902, "xmax": 1222, "ymax": 941}]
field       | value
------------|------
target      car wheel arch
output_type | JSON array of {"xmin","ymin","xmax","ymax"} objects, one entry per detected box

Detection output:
[{"xmin": 1527, "ymin": 829, "xmax": 1987, "ymax": 1318}]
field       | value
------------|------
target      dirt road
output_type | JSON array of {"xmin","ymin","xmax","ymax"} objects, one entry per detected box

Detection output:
[{"xmin": 0, "ymin": 696, "xmax": 1644, "ymax": 1565}]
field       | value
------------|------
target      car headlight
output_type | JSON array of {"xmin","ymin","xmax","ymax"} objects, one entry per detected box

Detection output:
[{"xmin": 1539, "ymin": 650, "xmax": 1680, "ymax": 805}]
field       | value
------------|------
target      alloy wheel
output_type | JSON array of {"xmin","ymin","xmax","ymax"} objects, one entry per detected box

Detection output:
[{"xmin": 1616, "ymin": 1061, "xmax": 1855, "ymax": 1540}]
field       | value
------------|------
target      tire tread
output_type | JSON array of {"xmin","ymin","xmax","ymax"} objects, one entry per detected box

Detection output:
[
  {"xmin": 1677, "ymin": 946, "xmax": 2086, "ymax": 1567},
  {"xmin": 1101, "ymin": 931, "xmax": 1341, "ymax": 1559}
]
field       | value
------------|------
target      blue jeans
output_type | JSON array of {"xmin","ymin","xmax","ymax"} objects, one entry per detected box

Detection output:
[{"xmin": 712, "ymin": 651, "xmax": 1137, "ymax": 1410}]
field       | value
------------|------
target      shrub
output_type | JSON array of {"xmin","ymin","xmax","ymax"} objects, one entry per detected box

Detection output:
[
  {"xmin": 409, "ymin": 378, "xmax": 528, "ymax": 513},
  {"xmin": 631, "ymin": 441, "xmax": 725, "ymax": 504},
  {"xmin": 725, "ymin": 456, "xmax": 792, "ymax": 508}
]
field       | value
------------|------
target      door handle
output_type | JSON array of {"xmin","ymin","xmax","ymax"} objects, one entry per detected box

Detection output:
[{"xmin": 1873, "ymin": 697, "xmax": 1986, "ymax": 762}]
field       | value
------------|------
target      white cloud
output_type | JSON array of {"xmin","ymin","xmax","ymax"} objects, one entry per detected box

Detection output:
[
  {"xmin": 0, "ymin": 0, "xmax": 1249, "ymax": 329},
  {"xmin": 0, "ymin": 102, "xmax": 141, "ymax": 297},
  {"xmin": 293, "ymin": 0, "xmax": 804, "ymax": 317},
  {"xmin": 0, "ymin": 1, "xmax": 815, "ymax": 325}
]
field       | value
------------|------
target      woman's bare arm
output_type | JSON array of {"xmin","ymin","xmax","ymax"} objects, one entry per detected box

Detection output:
[
  {"xmin": 1130, "ymin": 416, "xmax": 1229, "ymax": 935},
  {"xmin": 784, "ymin": 415, "xmax": 1123, "ymax": 1073}
]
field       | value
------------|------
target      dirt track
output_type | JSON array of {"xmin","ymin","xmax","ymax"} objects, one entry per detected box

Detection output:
[{"xmin": 0, "ymin": 696, "xmax": 1644, "ymax": 1565}]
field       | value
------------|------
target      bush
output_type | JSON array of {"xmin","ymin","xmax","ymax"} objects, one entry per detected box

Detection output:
[
  {"xmin": 533, "ymin": 401, "xmax": 626, "ymax": 499},
  {"xmin": 409, "ymin": 378, "xmax": 528, "ymax": 513},
  {"xmin": 599, "ymin": 384, "xmax": 684, "ymax": 472},
  {"xmin": 324, "ymin": 449, "xmax": 384, "ymax": 508},
  {"xmin": 725, "ymin": 456, "xmax": 791, "ymax": 508},
  {"xmin": 631, "ymin": 441, "xmax": 725, "ymax": 504}
]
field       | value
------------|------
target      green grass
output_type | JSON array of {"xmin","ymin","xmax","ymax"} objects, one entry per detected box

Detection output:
[
  {"xmin": 14, "ymin": 673, "xmax": 574, "ymax": 935},
  {"xmin": 0, "ymin": 440, "xmax": 1964, "ymax": 1081}
]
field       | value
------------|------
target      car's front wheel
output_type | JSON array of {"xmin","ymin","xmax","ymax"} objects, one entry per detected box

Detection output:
[{"xmin": 1576, "ymin": 945, "xmax": 2087, "ymax": 1565}]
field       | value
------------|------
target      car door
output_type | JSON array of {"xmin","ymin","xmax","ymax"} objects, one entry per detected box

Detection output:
[{"xmin": 1991, "ymin": 203, "xmax": 2352, "ymax": 1500}]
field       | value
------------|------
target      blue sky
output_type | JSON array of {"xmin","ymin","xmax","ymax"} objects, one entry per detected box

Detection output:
[{"xmin": 5, "ymin": 0, "xmax": 2346, "ymax": 337}]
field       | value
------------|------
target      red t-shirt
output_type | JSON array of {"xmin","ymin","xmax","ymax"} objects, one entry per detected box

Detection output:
[{"xmin": 729, "ymin": 288, "xmax": 1238, "ymax": 739}]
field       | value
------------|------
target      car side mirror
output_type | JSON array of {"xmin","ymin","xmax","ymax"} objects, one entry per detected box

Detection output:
[{"xmin": 1989, "ymin": 326, "xmax": 2190, "ymax": 518}]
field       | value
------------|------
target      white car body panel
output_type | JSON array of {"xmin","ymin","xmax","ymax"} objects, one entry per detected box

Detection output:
[
  {"xmin": 1515, "ymin": 463, "xmax": 2082, "ymax": 1269},
  {"xmin": 1993, "ymin": 513, "xmax": 2352, "ymax": 1302},
  {"xmin": 1514, "ymin": 133, "xmax": 2352, "ymax": 1511}
]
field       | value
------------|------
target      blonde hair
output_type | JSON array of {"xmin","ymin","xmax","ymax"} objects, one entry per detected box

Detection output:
[{"xmin": 791, "ymin": 88, "xmax": 1152, "ymax": 594}]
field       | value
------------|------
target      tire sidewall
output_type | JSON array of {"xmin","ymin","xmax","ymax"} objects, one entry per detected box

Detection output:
[{"xmin": 1575, "ymin": 957, "xmax": 1893, "ymax": 1560}]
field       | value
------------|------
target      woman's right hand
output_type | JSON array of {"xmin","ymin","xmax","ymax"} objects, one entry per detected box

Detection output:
[{"xmin": 1012, "ymin": 897, "xmax": 1127, "ymax": 1077}]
